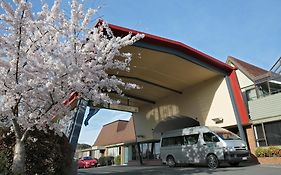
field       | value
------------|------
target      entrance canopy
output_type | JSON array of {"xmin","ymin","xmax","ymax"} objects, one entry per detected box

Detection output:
[
  {"xmin": 153, "ymin": 115, "xmax": 200, "ymax": 133},
  {"xmin": 107, "ymin": 24, "xmax": 235, "ymax": 107}
]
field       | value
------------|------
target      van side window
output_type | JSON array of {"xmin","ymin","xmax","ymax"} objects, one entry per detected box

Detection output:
[
  {"xmin": 161, "ymin": 136, "xmax": 184, "ymax": 147},
  {"xmin": 184, "ymin": 134, "xmax": 199, "ymax": 145},
  {"xmin": 203, "ymin": 132, "xmax": 219, "ymax": 142}
]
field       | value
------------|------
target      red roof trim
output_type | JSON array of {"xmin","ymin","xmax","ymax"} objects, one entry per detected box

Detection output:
[
  {"xmin": 229, "ymin": 71, "xmax": 249, "ymax": 125},
  {"xmin": 107, "ymin": 23, "xmax": 235, "ymax": 74}
]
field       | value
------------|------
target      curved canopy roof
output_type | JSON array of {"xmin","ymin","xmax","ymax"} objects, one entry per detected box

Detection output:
[
  {"xmin": 102, "ymin": 23, "xmax": 236, "ymax": 107},
  {"xmin": 108, "ymin": 23, "xmax": 234, "ymax": 74}
]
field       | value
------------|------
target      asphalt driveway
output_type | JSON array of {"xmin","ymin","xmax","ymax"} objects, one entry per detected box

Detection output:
[{"xmin": 78, "ymin": 164, "xmax": 281, "ymax": 175}]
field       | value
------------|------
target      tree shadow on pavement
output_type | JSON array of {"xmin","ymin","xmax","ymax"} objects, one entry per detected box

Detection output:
[{"xmin": 77, "ymin": 164, "xmax": 249, "ymax": 175}]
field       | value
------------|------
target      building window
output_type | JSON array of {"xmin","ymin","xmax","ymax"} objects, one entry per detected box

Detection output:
[
  {"xmin": 254, "ymin": 121, "xmax": 281, "ymax": 147},
  {"xmin": 131, "ymin": 144, "xmax": 137, "ymax": 160},
  {"xmin": 107, "ymin": 147, "xmax": 119, "ymax": 157},
  {"xmin": 264, "ymin": 121, "xmax": 281, "ymax": 145},
  {"xmin": 132, "ymin": 142, "xmax": 160, "ymax": 160},
  {"xmin": 254, "ymin": 124, "xmax": 267, "ymax": 147},
  {"xmin": 154, "ymin": 142, "xmax": 160, "ymax": 159}
]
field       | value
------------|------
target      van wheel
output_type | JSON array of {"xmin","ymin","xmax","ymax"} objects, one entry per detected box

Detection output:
[
  {"xmin": 229, "ymin": 162, "xmax": 240, "ymax": 167},
  {"xmin": 166, "ymin": 156, "xmax": 176, "ymax": 167},
  {"xmin": 206, "ymin": 154, "xmax": 219, "ymax": 169}
]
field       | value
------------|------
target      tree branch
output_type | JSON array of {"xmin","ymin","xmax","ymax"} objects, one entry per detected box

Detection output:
[
  {"xmin": 71, "ymin": 27, "xmax": 78, "ymax": 65},
  {"xmin": 41, "ymin": 92, "xmax": 58, "ymax": 116},
  {"xmin": 49, "ymin": 92, "xmax": 55, "ymax": 104},
  {"xmin": 11, "ymin": 95, "xmax": 22, "ymax": 117},
  {"xmin": 15, "ymin": 9, "xmax": 25, "ymax": 84},
  {"xmin": 3, "ymin": 82, "xmax": 11, "ymax": 89},
  {"xmin": 12, "ymin": 96, "xmax": 22, "ymax": 117},
  {"xmin": 26, "ymin": 30, "xmax": 49, "ymax": 53},
  {"xmin": 42, "ymin": 101, "xmax": 58, "ymax": 117}
]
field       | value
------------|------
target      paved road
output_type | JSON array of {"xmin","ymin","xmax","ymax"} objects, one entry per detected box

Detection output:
[{"xmin": 78, "ymin": 164, "xmax": 281, "ymax": 175}]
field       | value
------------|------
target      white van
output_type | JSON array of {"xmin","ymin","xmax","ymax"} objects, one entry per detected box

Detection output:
[{"xmin": 160, "ymin": 126, "xmax": 249, "ymax": 168}]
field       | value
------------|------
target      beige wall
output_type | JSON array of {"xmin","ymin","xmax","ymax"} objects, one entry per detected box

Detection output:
[
  {"xmin": 133, "ymin": 75, "xmax": 237, "ymax": 142},
  {"xmin": 236, "ymin": 69, "xmax": 254, "ymax": 89},
  {"xmin": 228, "ymin": 63, "xmax": 254, "ymax": 91}
]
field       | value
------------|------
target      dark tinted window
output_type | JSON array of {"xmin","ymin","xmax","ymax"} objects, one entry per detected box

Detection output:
[
  {"xmin": 264, "ymin": 121, "xmax": 281, "ymax": 146},
  {"xmin": 255, "ymin": 124, "xmax": 266, "ymax": 146},
  {"xmin": 82, "ymin": 156, "xmax": 93, "ymax": 160},
  {"xmin": 161, "ymin": 136, "xmax": 184, "ymax": 147},
  {"xmin": 203, "ymin": 132, "xmax": 219, "ymax": 142},
  {"xmin": 184, "ymin": 134, "xmax": 199, "ymax": 145},
  {"xmin": 216, "ymin": 132, "xmax": 241, "ymax": 140},
  {"xmin": 255, "ymin": 124, "xmax": 264, "ymax": 139}
]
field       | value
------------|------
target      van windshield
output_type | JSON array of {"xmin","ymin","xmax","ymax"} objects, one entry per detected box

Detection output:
[{"xmin": 215, "ymin": 132, "xmax": 241, "ymax": 140}]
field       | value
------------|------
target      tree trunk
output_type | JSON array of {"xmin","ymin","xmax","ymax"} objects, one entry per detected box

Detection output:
[{"xmin": 12, "ymin": 139, "xmax": 26, "ymax": 175}]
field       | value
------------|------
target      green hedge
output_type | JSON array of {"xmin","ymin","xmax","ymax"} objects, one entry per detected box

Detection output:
[{"xmin": 255, "ymin": 146, "xmax": 281, "ymax": 157}]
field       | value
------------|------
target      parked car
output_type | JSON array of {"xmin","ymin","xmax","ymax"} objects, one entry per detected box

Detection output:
[{"xmin": 78, "ymin": 156, "xmax": 98, "ymax": 168}]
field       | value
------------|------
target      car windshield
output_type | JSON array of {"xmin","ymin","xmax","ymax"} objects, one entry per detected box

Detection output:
[
  {"xmin": 216, "ymin": 132, "xmax": 241, "ymax": 140},
  {"xmin": 83, "ymin": 157, "xmax": 93, "ymax": 160}
]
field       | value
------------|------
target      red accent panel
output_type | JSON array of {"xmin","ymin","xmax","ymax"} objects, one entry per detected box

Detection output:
[
  {"xmin": 63, "ymin": 91, "xmax": 79, "ymax": 107},
  {"xmin": 106, "ymin": 22, "xmax": 235, "ymax": 74},
  {"xmin": 229, "ymin": 71, "xmax": 249, "ymax": 125},
  {"xmin": 52, "ymin": 92, "xmax": 79, "ymax": 122}
]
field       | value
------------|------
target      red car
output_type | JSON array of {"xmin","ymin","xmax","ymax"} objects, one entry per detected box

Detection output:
[{"xmin": 78, "ymin": 156, "xmax": 98, "ymax": 168}]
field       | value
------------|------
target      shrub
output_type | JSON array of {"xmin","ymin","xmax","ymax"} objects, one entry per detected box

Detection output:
[
  {"xmin": 255, "ymin": 146, "xmax": 281, "ymax": 157},
  {"xmin": 0, "ymin": 128, "xmax": 14, "ymax": 174},
  {"xmin": 255, "ymin": 147, "xmax": 267, "ymax": 157},
  {"xmin": 105, "ymin": 156, "xmax": 114, "ymax": 165},
  {"xmin": 25, "ymin": 128, "xmax": 73, "ymax": 175},
  {"xmin": 98, "ymin": 156, "xmax": 106, "ymax": 166},
  {"xmin": 268, "ymin": 146, "xmax": 281, "ymax": 157},
  {"xmin": 98, "ymin": 156, "xmax": 115, "ymax": 166},
  {"xmin": 114, "ymin": 155, "xmax": 121, "ymax": 165},
  {"xmin": 0, "ymin": 128, "xmax": 73, "ymax": 175}
]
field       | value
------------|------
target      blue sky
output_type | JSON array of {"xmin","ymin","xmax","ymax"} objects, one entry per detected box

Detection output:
[
  {"xmin": 3, "ymin": 0, "xmax": 281, "ymax": 145},
  {"xmin": 93, "ymin": 0, "xmax": 281, "ymax": 70},
  {"xmin": 78, "ymin": 108, "xmax": 131, "ymax": 145}
]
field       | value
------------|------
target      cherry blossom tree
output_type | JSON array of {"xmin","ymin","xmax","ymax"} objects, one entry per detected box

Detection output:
[{"xmin": 0, "ymin": 0, "xmax": 144, "ymax": 174}]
